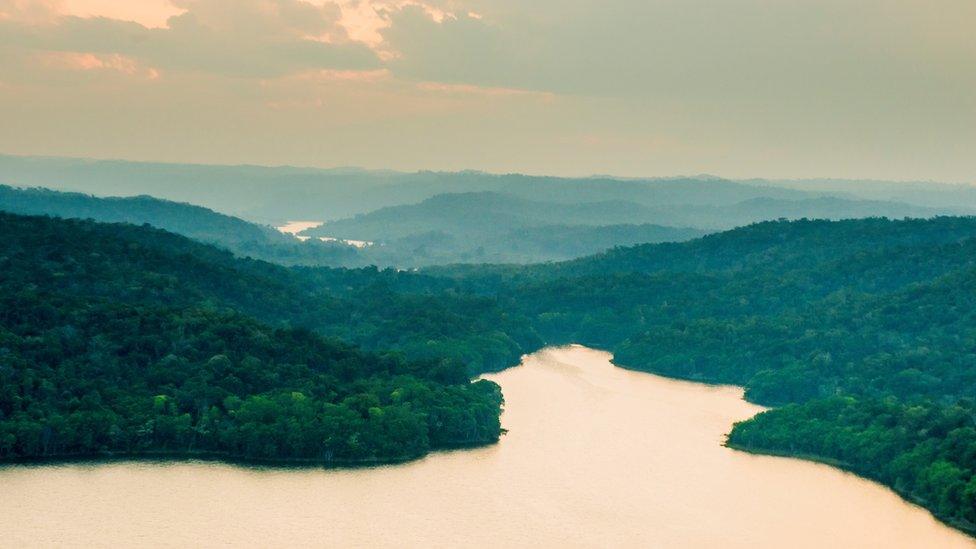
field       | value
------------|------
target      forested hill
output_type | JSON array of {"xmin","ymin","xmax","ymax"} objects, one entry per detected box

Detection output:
[
  {"xmin": 0, "ymin": 185, "xmax": 361, "ymax": 267},
  {"xmin": 0, "ymin": 184, "xmax": 286, "ymax": 246},
  {"xmin": 0, "ymin": 212, "xmax": 514, "ymax": 465},
  {"xmin": 435, "ymin": 216, "xmax": 976, "ymax": 282},
  {"xmin": 559, "ymin": 216, "xmax": 976, "ymax": 281},
  {"xmin": 0, "ymin": 213, "xmax": 540, "ymax": 373}
]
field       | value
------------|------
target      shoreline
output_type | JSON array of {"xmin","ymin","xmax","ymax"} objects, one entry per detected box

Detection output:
[
  {"xmin": 0, "ymin": 439, "xmax": 498, "ymax": 471},
  {"xmin": 724, "ymin": 440, "xmax": 976, "ymax": 537},
  {"xmin": 607, "ymin": 349, "xmax": 976, "ymax": 540}
]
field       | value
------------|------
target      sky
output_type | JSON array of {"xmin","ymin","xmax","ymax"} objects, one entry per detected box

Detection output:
[{"xmin": 0, "ymin": 0, "xmax": 974, "ymax": 182}]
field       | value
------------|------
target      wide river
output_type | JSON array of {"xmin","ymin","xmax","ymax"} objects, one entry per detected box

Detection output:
[{"xmin": 1, "ymin": 346, "xmax": 972, "ymax": 548}]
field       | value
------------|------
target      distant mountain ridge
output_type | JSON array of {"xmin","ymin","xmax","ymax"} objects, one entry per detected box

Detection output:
[
  {"xmin": 303, "ymin": 192, "xmax": 677, "ymax": 240},
  {"xmin": 304, "ymin": 191, "xmax": 958, "ymax": 242},
  {"xmin": 0, "ymin": 184, "xmax": 287, "ymax": 247},
  {"xmin": 0, "ymin": 184, "xmax": 361, "ymax": 267},
  {"xmin": 5, "ymin": 154, "xmax": 974, "ymax": 223},
  {"xmin": 2, "ymin": 157, "xmax": 971, "ymax": 268},
  {"xmin": 0, "ymin": 185, "xmax": 707, "ymax": 267}
]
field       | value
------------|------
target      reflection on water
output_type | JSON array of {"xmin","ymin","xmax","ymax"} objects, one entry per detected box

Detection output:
[
  {"xmin": 1, "ymin": 346, "xmax": 972, "ymax": 548},
  {"xmin": 274, "ymin": 220, "xmax": 322, "ymax": 235},
  {"xmin": 274, "ymin": 221, "xmax": 373, "ymax": 247}
]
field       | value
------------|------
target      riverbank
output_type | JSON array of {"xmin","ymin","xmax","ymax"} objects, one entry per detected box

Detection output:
[
  {"xmin": 0, "ymin": 439, "xmax": 500, "ymax": 471},
  {"xmin": 610, "ymin": 350, "xmax": 976, "ymax": 539},
  {"xmin": 725, "ymin": 440, "xmax": 976, "ymax": 537}
]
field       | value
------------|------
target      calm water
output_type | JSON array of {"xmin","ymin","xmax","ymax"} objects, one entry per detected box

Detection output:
[
  {"xmin": 275, "ymin": 220, "xmax": 373, "ymax": 248},
  {"xmin": 1, "ymin": 346, "xmax": 972, "ymax": 548},
  {"xmin": 274, "ymin": 220, "xmax": 322, "ymax": 235}
]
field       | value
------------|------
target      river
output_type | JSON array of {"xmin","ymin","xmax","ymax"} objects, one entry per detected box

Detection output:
[{"xmin": 1, "ymin": 346, "xmax": 971, "ymax": 548}]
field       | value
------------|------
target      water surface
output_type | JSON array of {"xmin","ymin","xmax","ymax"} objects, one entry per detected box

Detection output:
[
  {"xmin": 274, "ymin": 220, "xmax": 322, "ymax": 236},
  {"xmin": 274, "ymin": 221, "xmax": 373, "ymax": 247},
  {"xmin": 2, "ymin": 346, "xmax": 971, "ymax": 548}
]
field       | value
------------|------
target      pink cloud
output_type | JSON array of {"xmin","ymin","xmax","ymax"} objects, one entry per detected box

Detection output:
[
  {"xmin": 0, "ymin": 0, "xmax": 63, "ymax": 24},
  {"xmin": 61, "ymin": 0, "xmax": 184, "ymax": 28},
  {"xmin": 416, "ymin": 81, "xmax": 553, "ymax": 100},
  {"xmin": 36, "ymin": 51, "xmax": 160, "ymax": 79}
]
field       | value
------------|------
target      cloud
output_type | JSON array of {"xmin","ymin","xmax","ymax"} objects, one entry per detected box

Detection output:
[
  {"xmin": 37, "ymin": 50, "xmax": 157, "ymax": 78},
  {"xmin": 1, "ymin": 0, "xmax": 975, "ymax": 182},
  {"xmin": 0, "ymin": 0, "xmax": 62, "ymax": 24},
  {"xmin": 0, "ymin": 0, "xmax": 381, "ymax": 79},
  {"xmin": 379, "ymin": 0, "xmax": 976, "ymax": 100},
  {"xmin": 381, "ymin": 5, "xmax": 513, "ymax": 85}
]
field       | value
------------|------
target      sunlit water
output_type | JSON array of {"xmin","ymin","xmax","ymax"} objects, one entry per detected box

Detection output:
[
  {"xmin": 274, "ymin": 221, "xmax": 373, "ymax": 247},
  {"xmin": 274, "ymin": 220, "xmax": 322, "ymax": 235},
  {"xmin": 1, "ymin": 346, "xmax": 972, "ymax": 548}
]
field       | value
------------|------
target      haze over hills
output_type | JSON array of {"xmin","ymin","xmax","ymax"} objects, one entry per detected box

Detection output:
[
  {"xmin": 302, "ymin": 192, "xmax": 707, "ymax": 264},
  {"xmin": 306, "ymin": 191, "xmax": 956, "ymax": 241},
  {"xmin": 301, "ymin": 190, "xmax": 959, "ymax": 265},
  {"xmin": 5, "ymin": 181, "xmax": 964, "ymax": 268},
  {"xmin": 0, "ymin": 185, "xmax": 288, "ymax": 247},
  {"xmin": 3, "ymin": 154, "xmax": 974, "ymax": 224},
  {"xmin": 0, "ymin": 185, "xmax": 705, "ymax": 266},
  {"xmin": 749, "ymin": 178, "xmax": 976, "ymax": 210},
  {"xmin": 0, "ymin": 184, "xmax": 363, "ymax": 268}
]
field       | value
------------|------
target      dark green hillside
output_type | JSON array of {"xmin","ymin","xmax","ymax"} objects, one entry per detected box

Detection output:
[
  {"xmin": 0, "ymin": 214, "xmax": 506, "ymax": 464},
  {"xmin": 615, "ymin": 261, "xmax": 976, "ymax": 404},
  {"xmin": 500, "ymin": 223, "xmax": 705, "ymax": 260},
  {"xmin": 0, "ymin": 212, "xmax": 332, "ymax": 324},
  {"xmin": 0, "ymin": 213, "xmax": 540, "ymax": 373},
  {"xmin": 728, "ymin": 398, "xmax": 976, "ymax": 532}
]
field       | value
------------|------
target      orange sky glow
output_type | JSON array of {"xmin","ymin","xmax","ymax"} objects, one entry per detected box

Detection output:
[
  {"xmin": 2, "ymin": 0, "xmax": 974, "ymax": 182},
  {"xmin": 61, "ymin": 0, "xmax": 184, "ymax": 28}
]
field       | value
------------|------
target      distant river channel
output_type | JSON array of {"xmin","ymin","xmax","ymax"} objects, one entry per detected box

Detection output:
[{"xmin": 1, "ymin": 346, "xmax": 972, "ymax": 548}]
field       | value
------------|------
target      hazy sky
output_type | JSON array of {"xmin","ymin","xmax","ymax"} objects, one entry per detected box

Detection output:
[{"xmin": 1, "ymin": 0, "xmax": 974, "ymax": 182}]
